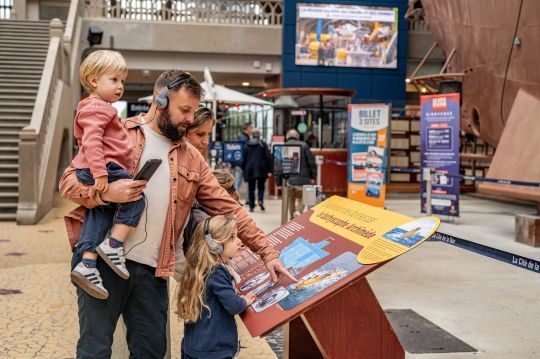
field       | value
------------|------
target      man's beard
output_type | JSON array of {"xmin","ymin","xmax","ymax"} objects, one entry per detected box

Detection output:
[{"xmin": 157, "ymin": 108, "xmax": 189, "ymax": 141}]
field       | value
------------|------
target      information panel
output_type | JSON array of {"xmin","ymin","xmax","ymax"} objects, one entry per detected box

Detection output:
[
  {"xmin": 235, "ymin": 196, "xmax": 439, "ymax": 337},
  {"xmin": 222, "ymin": 142, "xmax": 244, "ymax": 165},
  {"xmin": 347, "ymin": 103, "xmax": 390, "ymax": 207},
  {"xmin": 273, "ymin": 144, "xmax": 302, "ymax": 176},
  {"xmin": 420, "ymin": 93, "xmax": 460, "ymax": 216}
]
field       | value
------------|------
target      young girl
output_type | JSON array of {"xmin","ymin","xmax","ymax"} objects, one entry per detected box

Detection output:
[
  {"xmin": 177, "ymin": 215, "xmax": 256, "ymax": 359},
  {"xmin": 70, "ymin": 50, "xmax": 145, "ymax": 300}
]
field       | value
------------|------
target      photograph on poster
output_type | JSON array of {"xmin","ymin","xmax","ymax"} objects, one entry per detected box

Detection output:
[
  {"xmin": 351, "ymin": 152, "xmax": 367, "ymax": 181},
  {"xmin": 295, "ymin": 3, "xmax": 398, "ymax": 68},
  {"xmin": 366, "ymin": 146, "xmax": 385, "ymax": 171},
  {"xmin": 279, "ymin": 237, "xmax": 331, "ymax": 276},
  {"xmin": 251, "ymin": 287, "xmax": 289, "ymax": 313},
  {"xmin": 366, "ymin": 172, "xmax": 384, "ymax": 198},
  {"xmin": 239, "ymin": 272, "xmax": 270, "ymax": 292},
  {"xmin": 248, "ymin": 280, "xmax": 275, "ymax": 297},
  {"xmin": 279, "ymin": 251, "xmax": 363, "ymax": 310},
  {"xmin": 365, "ymin": 146, "xmax": 385, "ymax": 198},
  {"xmin": 382, "ymin": 218, "xmax": 439, "ymax": 248}
]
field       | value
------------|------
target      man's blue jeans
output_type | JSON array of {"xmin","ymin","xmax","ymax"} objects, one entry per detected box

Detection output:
[{"xmin": 75, "ymin": 256, "xmax": 168, "ymax": 359}]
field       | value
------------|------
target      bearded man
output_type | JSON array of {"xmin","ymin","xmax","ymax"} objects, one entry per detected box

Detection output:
[{"xmin": 59, "ymin": 70, "xmax": 293, "ymax": 359}]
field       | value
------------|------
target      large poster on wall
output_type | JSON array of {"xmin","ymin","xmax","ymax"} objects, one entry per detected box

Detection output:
[
  {"xmin": 234, "ymin": 196, "xmax": 440, "ymax": 337},
  {"xmin": 295, "ymin": 3, "xmax": 398, "ymax": 68},
  {"xmin": 420, "ymin": 93, "xmax": 460, "ymax": 216},
  {"xmin": 347, "ymin": 103, "xmax": 390, "ymax": 207}
]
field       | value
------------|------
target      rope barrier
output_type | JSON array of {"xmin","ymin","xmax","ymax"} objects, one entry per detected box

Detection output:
[
  {"xmin": 389, "ymin": 166, "xmax": 540, "ymax": 188},
  {"xmin": 429, "ymin": 232, "xmax": 540, "ymax": 275},
  {"xmin": 319, "ymin": 159, "xmax": 540, "ymax": 187}
]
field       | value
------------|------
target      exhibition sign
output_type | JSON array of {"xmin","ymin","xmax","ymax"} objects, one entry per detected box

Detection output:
[
  {"xmin": 420, "ymin": 94, "xmax": 460, "ymax": 216},
  {"xmin": 127, "ymin": 102, "xmax": 150, "ymax": 117},
  {"xmin": 235, "ymin": 196, "xmax": 439, "ymax": 337},
  {"xmin": 347, "ymin": 103, "xmax": 390, "ymax": 207},
  {"xmin": 273, "ymin": 144, "xmax": 302, "ymax": 176},
  {"xmin": 222, "ymin": 141, "xmax": 244, "ymax": 165},
  {"xmin": 295, "ymin": 3, "xmax": 398, "ymax": 68}
]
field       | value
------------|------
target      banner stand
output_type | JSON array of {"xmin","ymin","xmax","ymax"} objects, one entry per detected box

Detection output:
[{"xmin": 283, "ymin": 276, "xmax": 404, "ymax": 358}]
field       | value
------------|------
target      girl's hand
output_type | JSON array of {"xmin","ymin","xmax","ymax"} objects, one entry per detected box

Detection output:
[
  {"xmin": 242, "ymin": 293, "xmax": 257, "ymax": 306},
  {"xmin": 94, "ymin": 175, "xmax": 108, "ymax": 192}
]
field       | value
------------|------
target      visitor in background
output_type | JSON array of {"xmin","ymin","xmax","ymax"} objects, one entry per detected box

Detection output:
[
  {"xmin": 234, "ymin": 122, "xmax": 253, "ymax": 202},
  {"xmin": 242, "ymin": 129, "xmax": 272, "ymax": 212},
  {"xmin": 285, "ymin": 129, "xmax": 317, "ymax": 219}
]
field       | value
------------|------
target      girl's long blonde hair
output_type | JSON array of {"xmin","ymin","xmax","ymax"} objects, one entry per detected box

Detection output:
[{"xmin": 177, "ymin": 214, "xmax": 237, "ymax": 322}]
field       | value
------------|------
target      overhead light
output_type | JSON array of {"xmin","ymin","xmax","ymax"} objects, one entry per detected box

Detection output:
[
  {"xmin": 274, "ymin": 95, "xmax": 299, "ymax": 108},
  {"xmin": 405, "ymin": 78, "xmax": 411, "ymax": 83},
  {"xmin": 87, "ymin": 26, "xmax": 104, "ymax": 47},
  {"xmin": 242, "ymin": 82, "xmax": 250, "ymax": 87},
  {"xmin": 142, "ymin": 70, "xmax": 151, "ymax": 77},
  {"xmin": 420, "ymin": 87, "xmax": 428, "ymax": 93}
]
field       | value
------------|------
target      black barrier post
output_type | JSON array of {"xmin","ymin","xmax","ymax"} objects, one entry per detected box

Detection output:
[
  {"xmin": 423, "ymin": 167, "xmax": 433, "ymax": 216},
  {"xmin": 281, "ymin": 176, "xmax": 289, "ymax": 225}
]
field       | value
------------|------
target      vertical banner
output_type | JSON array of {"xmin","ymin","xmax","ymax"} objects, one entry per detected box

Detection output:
[
  {"xmin": 347, "ymin": 103, "xmax": 390, "ymax": 207},
  {"xmin": 420, "ymin": 93, "xmax": 460, "ymax": 216}
]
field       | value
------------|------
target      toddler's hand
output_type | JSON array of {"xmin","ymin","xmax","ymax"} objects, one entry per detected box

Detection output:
[
  {"xmin": 94, "ymin": 175, "xmax": 108, "ymax": 192},
  {"xmin": 242, "ymin": 293, "xmax": 257, "ymax": 306}
]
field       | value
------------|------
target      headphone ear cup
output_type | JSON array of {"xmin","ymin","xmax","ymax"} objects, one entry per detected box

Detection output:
[
  {"xmin": 213, "ymin": 242, "xmax": 224, "ymax": 255},
  {"xmin": 204, "ymin": 218, "xmax": 224, "ymax": 254},
  {"xmin": 155, "ymin": 87, "xmax": 169, "ymax": 109}
]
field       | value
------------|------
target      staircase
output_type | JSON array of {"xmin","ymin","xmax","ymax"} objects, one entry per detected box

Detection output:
[{"xmin": 0, "ymin": 20, "xmax": 50, "ymax": 220}]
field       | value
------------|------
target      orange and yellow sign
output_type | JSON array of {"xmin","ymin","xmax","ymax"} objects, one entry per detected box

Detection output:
[
  {"xmin": 310, "ymin": 196, "xmax": 440, "ymax": 264},
  {"xmin": 347, "ymin": 103, "xmax": 390, "ymax": 207}
]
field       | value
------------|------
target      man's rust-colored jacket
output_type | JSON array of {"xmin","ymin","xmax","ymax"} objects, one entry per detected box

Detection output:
[{"xmin": 59, "ymin": 116, "xmax": 279, "ymax": 277}]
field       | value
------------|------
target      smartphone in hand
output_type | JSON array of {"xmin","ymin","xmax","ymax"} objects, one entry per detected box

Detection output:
[{"xmin": 134, "ymin": 159, "xmax": 162, "ymax": 182}]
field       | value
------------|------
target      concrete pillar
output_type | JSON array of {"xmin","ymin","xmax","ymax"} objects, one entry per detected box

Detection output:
[{"xmin": 12, "ymin": 0, "xmax": 26, "ymax": 19}]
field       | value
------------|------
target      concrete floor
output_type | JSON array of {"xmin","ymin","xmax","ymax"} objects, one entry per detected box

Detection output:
[
  {"xmin": 247, "ymin": 193, "xmax": 540, "ymax": 359},
  {"xmin": 1, "ymin": 191, "xmax": 539, "ymax": 358},
  {"xmin": 0, "ymin": 197, "xmax": 276, "ymax": 359},
  {"xmin": 374, "ymin": 194, "xmax": 540, "ymax": 359}
]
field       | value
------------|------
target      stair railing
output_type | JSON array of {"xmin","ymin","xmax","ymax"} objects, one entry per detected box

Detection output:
[{"xmin": 17, "ymin": 0, "xmax": 85, "ymax": 224}]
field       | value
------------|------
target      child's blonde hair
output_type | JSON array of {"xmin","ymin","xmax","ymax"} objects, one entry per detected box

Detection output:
[
  {"xmin": 177, "ymin": 215, "xmax": 237, "ymax": 322},
  {"xmin": 80, "ymin": 50, "xmax": 127, "ymax": 93}
]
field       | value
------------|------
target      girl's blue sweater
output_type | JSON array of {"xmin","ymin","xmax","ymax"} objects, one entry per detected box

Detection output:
[{"xmin": 182, "ymin": 264, "xmax": 247, "ymax": 359}]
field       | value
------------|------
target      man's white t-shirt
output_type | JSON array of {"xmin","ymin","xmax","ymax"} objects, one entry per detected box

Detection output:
[{"xmin": 124, "ymin": 122, "xmax": 186, "ymax": 272}]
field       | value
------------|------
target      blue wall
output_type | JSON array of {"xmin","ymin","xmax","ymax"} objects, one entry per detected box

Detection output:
[{"xmin": 282, "ymin": 0, "xmax": 408, "ymax": 108}]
